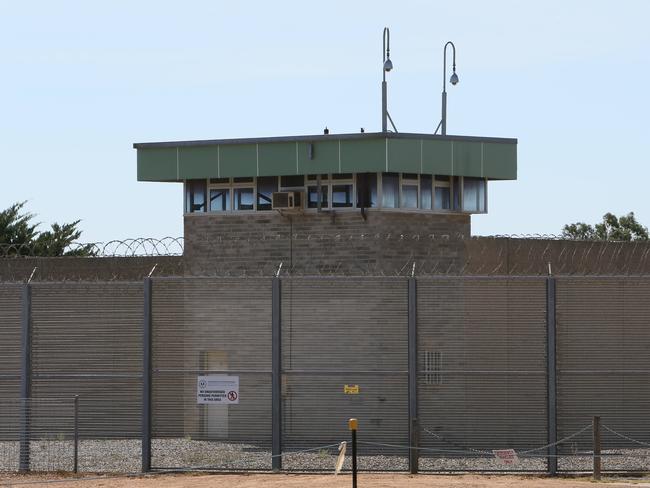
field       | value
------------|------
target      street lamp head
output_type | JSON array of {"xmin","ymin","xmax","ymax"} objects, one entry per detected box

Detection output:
[
  {"xmin": 450, "ymin": 71, "xmax": 459, "ymax": 85},
  {"xmin": 383, "ymin": 57, "xmax": 393, "ymax": 72}
]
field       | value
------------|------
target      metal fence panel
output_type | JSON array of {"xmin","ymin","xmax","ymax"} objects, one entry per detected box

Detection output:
[
  {"xmin": 0, "ymin": 398, "xmax": 76, "ymax": 472},
  {"xmin": 556, "ymin": 277, "xmax": 650, "ymax": 472},
  {"xmin": 4, "ymin": 275, "xmax": 650, "ymax": 474},
  {"xmin": 0, "ymin": 284, "xmax": 22, "ymax": 401},
  {"xmin": 30, "ymin": 282, "xmax": 143, "ymax": 472},
  {"xmin": 281, "ymin": 277, "xmax": 409, "ymax": 471},
  {"xmin": 0, "ymin": 283, "xmax": 23, "ymax": 470},
  {"xmin": 151, "ymin": 277, "xmax": 273, "ymax": 471},
  {"xmin": 417, "ymin": 277, "xmax": 548, "ymax": 471}
]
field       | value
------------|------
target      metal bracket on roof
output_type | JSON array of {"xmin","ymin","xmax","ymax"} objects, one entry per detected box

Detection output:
[{"xmin": 387, "ymin": 111, "xmax": 398, "ymax": 133}]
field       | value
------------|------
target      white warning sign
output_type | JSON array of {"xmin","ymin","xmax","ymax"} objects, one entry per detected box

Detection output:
[
  {"xmin": 197, "ymin": 375, "xmax": 239, "ymax": 405},
  {"xmin": 492, "ymin": 449, "xmax": 519, "ymax": 466}
]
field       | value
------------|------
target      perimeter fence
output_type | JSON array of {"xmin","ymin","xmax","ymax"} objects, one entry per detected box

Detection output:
[
  {"xmin": 1, "ymin": 275, "xmax": 650, "ymax": 474},
  {"xmin": 4, "ymin": 235, "xmax": 650, "ymax": 279}
]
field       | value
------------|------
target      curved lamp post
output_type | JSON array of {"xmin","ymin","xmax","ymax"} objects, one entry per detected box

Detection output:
[
  {"xmin": 382, "ymin": 27, "xmax": 396, "ymax": 132},
  {"xmin": 439, "ymin": 41, "xmax": 459, "ymax": 136}
]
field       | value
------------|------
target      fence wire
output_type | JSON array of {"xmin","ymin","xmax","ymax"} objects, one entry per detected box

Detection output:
[
  {"xmin": 2, "ymin": 276, "xmax": 650, "ymax": 475},
  {"xmin": 0, "ymin": 398, "xmax": 76, "ymax": 473},
  {"xmin": 4, "ymin": 235, "xmax": 650, "ymax": 279},
  {"xmin": 0, "ymin": 237, "xmax": 184, "ymax": 258}
]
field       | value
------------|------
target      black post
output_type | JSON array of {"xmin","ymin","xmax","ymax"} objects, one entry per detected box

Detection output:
[
  {"xmin": 546, "ymin": 277, "xmax": 558, "ymax": 475},
  {"xmin": 272, "ymin": 277, "xmax": 282, "ymax": 471},
  {"xmin": 349, "ymin": 418, "xmax": 358, "ymax": 488},
  {"xmin": 19, "ymin": 284, "xmax": 32, "ymax": 472},
  {"xmin": 407, "ymin": 277, "xmax": 418, "ymax": 474},
  {"xmin": 593, "ymin": 416, "xmax": 601, "ymax": 480},
  {"xmin": 141, "ymin": 277, "xmax": 152, "ymax": 472},
  {"xmin": 73, "ymin": 395, "xmax": 79, "ymax": 473}
]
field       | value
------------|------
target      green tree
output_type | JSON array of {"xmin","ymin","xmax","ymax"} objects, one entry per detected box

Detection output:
[
  {"xmin": 562, "ymin": 212, "xmax": 649, "ymax": 241},
  {"xmin": 0, "ymin": 202, "xmax": 96, "ymax": 256}
]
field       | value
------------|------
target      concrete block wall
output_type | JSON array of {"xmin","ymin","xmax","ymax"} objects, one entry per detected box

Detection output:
[
  {"xmin": 183, "ymin": 211, "xmax": 470, "ymax": 276},
  {"xmin": 0, "ymin": 256, "xmax": 183, "ymax": 282}
]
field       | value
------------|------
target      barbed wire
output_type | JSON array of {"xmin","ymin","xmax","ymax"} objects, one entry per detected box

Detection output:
[
  {"xmin": 3, "ymin": 234, "xmax": 650, "ymax": 279},
  {"xmin": 185, "ymin": 233, "xmax": 650, "ymax": 277},
  {"xmin": 0, "ymin": 237, "xmax": 184, "ymax": 258}
]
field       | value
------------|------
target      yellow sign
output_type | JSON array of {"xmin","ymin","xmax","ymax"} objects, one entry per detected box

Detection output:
[{"xmin": 344, "ymin": 384, "xmax": 360, "ymax": 394}]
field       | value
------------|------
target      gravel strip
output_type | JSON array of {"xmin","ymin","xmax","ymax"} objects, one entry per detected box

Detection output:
[{"xmin": 1, "ymin": 439, "xmax": 649, "ymax": 473}]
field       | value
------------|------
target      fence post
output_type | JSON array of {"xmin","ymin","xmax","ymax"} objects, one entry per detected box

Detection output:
[
  {"xmin": 19, "ymin": 283, "xmax": 32, "ymax": 472},
  {"xmin": 592, "ymin": 416, "xmax": 601, "ymax": 480},
  {"xmin": 349, "ymin": 418, "xmax": 358, "ymax": 488},
  {"xmin": 272, "ymin": 277, "xmax": 282, "ymax": 471},
  {"xmin": 73, "ymin": 395, "xmax": 79, "ymax": 473},
  {"xmin": 407, "ymin": 277, "xmax": 418, "ymax": 474},
  {"xmin": 141, "ymin": 277, "xmax": 152, "ymax": 473},
  {"xmin": 546, "ymin": 277, "xmax": 558, "ymax": 475}
]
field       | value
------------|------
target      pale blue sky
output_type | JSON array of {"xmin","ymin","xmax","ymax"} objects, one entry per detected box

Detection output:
[{"xmin": 1, "ymin": 0, "xmax": 649, "ymax": 242}]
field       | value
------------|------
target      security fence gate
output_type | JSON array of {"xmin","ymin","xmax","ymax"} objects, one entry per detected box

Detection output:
[{"xmin": 1, "ymin": 276, "xmax": 650, "ymax": 473}]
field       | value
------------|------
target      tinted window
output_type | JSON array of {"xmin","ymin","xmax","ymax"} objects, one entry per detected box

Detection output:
[
  {"xmin": 434, "ymin": 187, "xmax": 450, "ymax": 210},
  {"xmin": 382, "ymin": 173, "xmax": 399, "ymax": 208},
  {"xmin": 257, "ymin": 176, "xmax": 277, "ymax": 211},
  {"xmin": 185, "ymin": 179, "xmax": 206, "ymax": 213},
  {"xmin": 209, "ymin": 188, "xmax": 230, "ymax": 212},
  {"xmin": 307, "ymin": 186, "xmax": 328, "ymax": 208},
  {"xmin": 332, "ymin": 184, "xmax": 353, "ymax": 207},
  {"xmin": 280, "ymin": 175, "xmax": 305, "ymax": 188},
  {"xmin": 463, "ymin": 177, "xmax": 486, "ymax": 212},
  {"xmin": 234, "ymin": 188, "xmax": 254, "ymax": 210},
  {"xmin": 420, "ymin": 175, "xmax": 432, "ymax": 210},
  {"xmin": 356, "ymin": 173, "xmax": 377, "ymax": 208},
  {"xmin": 401, "ymin": 185, "xmax": 418, "ymax": 208}
]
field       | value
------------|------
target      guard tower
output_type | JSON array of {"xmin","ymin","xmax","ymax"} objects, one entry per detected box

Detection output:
[
  {"xmin": 135, "ymin": 132, "xmax": 516, "ymax": 275},
  {"xmin": 133, "ymin": 31, "xmax": 517, "ymax": 275}
]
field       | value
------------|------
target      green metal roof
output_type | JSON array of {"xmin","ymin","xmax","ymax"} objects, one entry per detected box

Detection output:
[{"xmin": 134, "ymin": 132, "xmax": 517, "ymax": 182}]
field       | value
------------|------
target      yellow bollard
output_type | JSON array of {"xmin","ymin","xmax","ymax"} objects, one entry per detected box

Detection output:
[{"xmin": 348, "ymin": 418, "xmax": 358, "ymax": 488}]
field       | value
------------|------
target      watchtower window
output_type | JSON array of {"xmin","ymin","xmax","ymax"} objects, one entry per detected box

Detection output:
[
  {"xmin": 463, "ymin": 177, "xmax": 486, "ymax": 213},
  {"xmin": 234, "ymin": 187, "xmax": 254, "ymax": 210},
  {"xmin": 185, "ymin": 179, "xmax": 207, "ymax": 213},
  {"xmin": 434, "ymin": 176, "xmax": 451, "ymax": 211},
  {"xmin": 257, "ymin": 176, "xmax": 278, "ymax": 211},
  {"xmin": 209, "ymin": 188, "xmax": 230, "ymax": 212},
  {"xmin": 381, "ymin": 173, "xmax": 399, "ymax": 208}
]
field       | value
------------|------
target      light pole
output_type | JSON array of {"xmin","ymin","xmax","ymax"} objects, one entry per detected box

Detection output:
[
  {"xmin": 438, "ymin": 41, "xmax": 459, "ymax": 136},
  {"xmin": 382, "ymin": 27, "xmax": 394, "ymax": 132}
]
